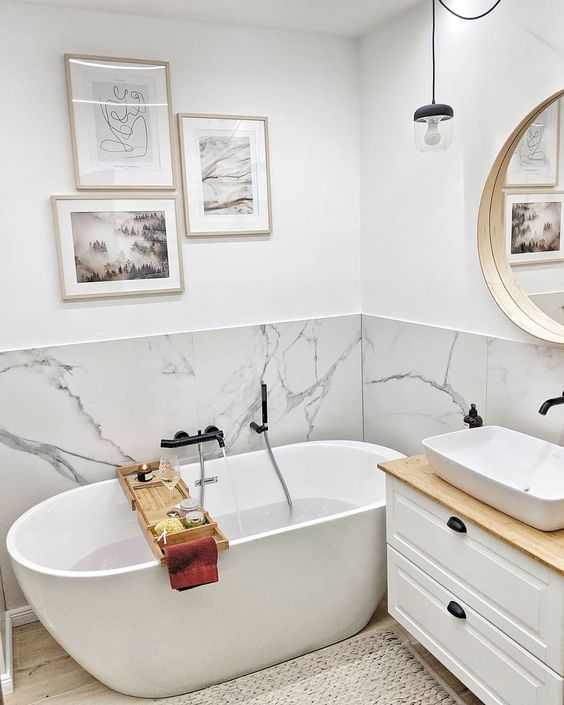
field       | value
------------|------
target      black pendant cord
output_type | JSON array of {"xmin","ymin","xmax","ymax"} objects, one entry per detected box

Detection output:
[
  {"xmin": 431, "ymin": 0, "xmax": 501, "ymax": 104},
  {"xmin": 432, "ymin": 0, "xmax": 436, "ymax": 104},
  {"xmin": 437, "ymin": 0, "xmax": 502, "ymax": 21}
]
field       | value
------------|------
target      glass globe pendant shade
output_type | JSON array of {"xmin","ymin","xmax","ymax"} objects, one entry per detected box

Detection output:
[{"xmin": 414, "ymin": 103, "xmax": 454, "ymax": 152}]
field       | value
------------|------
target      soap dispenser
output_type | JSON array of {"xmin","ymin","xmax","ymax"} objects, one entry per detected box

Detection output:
[{"xmin": 464, "ymin": 403, "xmax": 483, "ymax": 429}]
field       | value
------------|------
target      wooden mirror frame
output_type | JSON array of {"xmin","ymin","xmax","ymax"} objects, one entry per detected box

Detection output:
[{"xmin": 478, "ymin": 89, "xmax": 564, "ymax": 345}]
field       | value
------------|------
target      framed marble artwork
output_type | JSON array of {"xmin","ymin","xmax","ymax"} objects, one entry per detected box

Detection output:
[
  {"xmin": 178, "ymin": 113, "xmax": 272, "ymax": 236},
  {"xmin": 65, "ymin": 54, "xmax": 176, "ymax": 189},
  {"xmin": 506, "ymin": 101, "xmax": 560, "ymax": 187},
  {"xmin": 51, "ymin": 194, "xmax": 184, "ymax": 300},
  {"xmin": 505, "ymin": 192, "xmax": 564, "ymax": 265}
]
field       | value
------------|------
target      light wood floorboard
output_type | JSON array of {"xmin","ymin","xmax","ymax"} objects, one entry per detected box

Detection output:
[{"xmin": 4, "ymin": 610, "xmax": 485, "ymax": 705}]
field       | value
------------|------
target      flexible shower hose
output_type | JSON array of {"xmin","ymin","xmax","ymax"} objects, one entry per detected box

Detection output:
[{"xmin": 263, "ymin": 429, "xmax": 293, "ymax": 510}]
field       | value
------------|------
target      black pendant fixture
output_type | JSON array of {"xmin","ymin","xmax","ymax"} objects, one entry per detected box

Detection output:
[{"xmin": 414, "ymin": 0, "xmax": 503, "ymax": 152}]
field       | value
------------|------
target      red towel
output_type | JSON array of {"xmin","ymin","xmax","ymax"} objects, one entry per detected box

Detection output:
[{"xmin": 163, "ymin": 537, "xmax": 219, "ymax": 591}]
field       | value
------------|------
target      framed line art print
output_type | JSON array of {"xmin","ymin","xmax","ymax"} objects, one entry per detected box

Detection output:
[
  {"xmin": 52, "ymin": 194, "xmax": 184, "ymax": 300},
  {"xmin": 65, "ymin": 54, "xmax": 176, "ymax": 189},
  {"xmin": 178, "ymin": 113, "xmax": 272, "ymax": 236},
  {"xmin": 505, "ymin": 191, "xmax": 564, "ymax": 265},
  {"xmin": 506, "ymin": 100, "xmax": 560, "ymax": 187}
]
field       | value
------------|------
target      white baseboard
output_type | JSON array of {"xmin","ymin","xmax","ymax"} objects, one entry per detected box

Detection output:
[
  {"xmin": 8, "ymin": 605, "xmax": 37, "ymax": 629},
  {"xmin": 1, "ymin": 606, "xmax": 37, "ymax": 696}
]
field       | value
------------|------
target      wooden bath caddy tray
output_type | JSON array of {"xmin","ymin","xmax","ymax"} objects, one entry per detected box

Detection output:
[{"xmin": 117, "ymin": 461, "xmax": 229, "ymax": 566}]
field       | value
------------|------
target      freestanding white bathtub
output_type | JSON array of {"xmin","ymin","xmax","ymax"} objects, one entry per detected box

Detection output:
[{"xmin": 7, "ymin": 440, "xmax": 403, "ymax": 698}]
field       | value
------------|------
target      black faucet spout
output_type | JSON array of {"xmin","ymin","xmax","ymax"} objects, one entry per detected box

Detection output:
[
  {"xmin": 539, "ymin": 391, "xmax": 564, "ymax": 415},
  {"xmin": 160, "ymin": 426, "xmax": 225, "ymax": 449}
]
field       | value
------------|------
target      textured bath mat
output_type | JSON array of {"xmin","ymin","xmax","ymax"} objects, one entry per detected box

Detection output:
[{"xmin": 173, "ymin": 628, "xmax": 463, "ymax": 705}]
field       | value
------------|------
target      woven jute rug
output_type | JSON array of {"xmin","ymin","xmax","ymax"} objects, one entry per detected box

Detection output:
[{"xmin": 174, "ymin": 628, "xmax": 463, "ymax": 705}]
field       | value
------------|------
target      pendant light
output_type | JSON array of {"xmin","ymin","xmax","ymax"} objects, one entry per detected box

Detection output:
[{"xmin": 414, "ymin": 0, "xmax": 503, "ymax": 152}]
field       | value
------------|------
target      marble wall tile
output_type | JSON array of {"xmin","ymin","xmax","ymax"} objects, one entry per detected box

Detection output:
[
  {"xmin": 193, "ymin": 315, "xmax": 363, "ymax": 455},
  {"xmin": 487, "ymin": 337, "xmax": 564, "ymax": 445},
  {"xmin": 362, "ymin": 316, "xmax": 488, "ymax": 456},
  {"xmin": 0, "ymin": 315, "xmax": 362, "ymax": 610},
  {"xmin": 0, "ymin": 334, "xmax": 200, "ymax": 607}
]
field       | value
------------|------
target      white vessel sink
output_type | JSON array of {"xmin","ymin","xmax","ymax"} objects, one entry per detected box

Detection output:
[{"xmin": 423, "ymin": 426, "xmax": 564, "ymax": 532}]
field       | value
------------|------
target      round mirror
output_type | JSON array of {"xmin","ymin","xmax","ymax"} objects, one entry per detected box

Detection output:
[{"xmin": 479, "ymin": 90, "xmax": 564, "ymax": 344}]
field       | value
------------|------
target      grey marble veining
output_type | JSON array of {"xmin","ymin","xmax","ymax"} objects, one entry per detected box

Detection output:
[
  {"xmin": 362, "ymin": 316, "xmax": 488, "ymax": 456},
  {"xmin": 0, "ymin": 314, "xmax": 362, "ymax": 610},
  {"xmin": 7, "ymin": 310, "xmax": 564, "ymax": 615},
  {"xmin": 193, "ymin": 316, "xmax": 363, "ymax": 455},
  {"xmin": 487, "ymin": 337, "xmax": 564, "ymax": 446}
]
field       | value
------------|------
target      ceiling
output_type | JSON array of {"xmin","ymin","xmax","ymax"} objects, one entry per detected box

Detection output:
[{"xmin": 9, "ymin": 0, "xmax": 423, "ymax": 37}]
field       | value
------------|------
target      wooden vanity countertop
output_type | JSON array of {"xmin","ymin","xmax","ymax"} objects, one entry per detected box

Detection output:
[{"xmin": 378, "ymin": 454, "xmax": 564, "ymax": 577}]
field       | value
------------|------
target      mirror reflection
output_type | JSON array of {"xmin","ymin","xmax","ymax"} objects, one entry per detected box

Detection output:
[{"xmin": 504, "ymin": 97, "xmax": 564, "ymax": 324}]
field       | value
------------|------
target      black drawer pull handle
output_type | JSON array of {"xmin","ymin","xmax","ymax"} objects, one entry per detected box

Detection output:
[
  {"xmin": 447, "ymin": 601, "xmax": 466, "ymax": 619},
  {"xmin": 447, "ymin": 516, "xmax": 467, "ymax": 533}
]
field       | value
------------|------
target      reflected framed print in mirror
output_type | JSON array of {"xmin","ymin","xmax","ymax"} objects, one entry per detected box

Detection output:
[
  {"xmin": 178, "ymin": 113, "xmax": 272, "ymax": 236},
  {"xmin": 505, "ymin": 192, "xmax": 564, "ymax": 265},
  {"xmin": 506, "ymin": 101, "xmax": 560, "ymax": 187},
  {"xmin": 65, "ymin": 55, "xmax": 175, "ymax": 190},
  {"xmin": 52, "ymin": 194, "xmax": 184, "ymax": 300}
]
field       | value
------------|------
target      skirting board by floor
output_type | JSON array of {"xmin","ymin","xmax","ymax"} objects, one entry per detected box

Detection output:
[{"xmin": 1, "ymin": 606, "xmax": 37, "ymax": 696}]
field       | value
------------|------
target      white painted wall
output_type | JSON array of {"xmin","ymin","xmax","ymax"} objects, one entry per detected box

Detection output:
[
  {"xmin": 0, "ymin": 2, "xmax": 361, "ymax": 351},
  {"xmin": 360, "ymin": 0, "xmax": 564, "ymax": 342}
]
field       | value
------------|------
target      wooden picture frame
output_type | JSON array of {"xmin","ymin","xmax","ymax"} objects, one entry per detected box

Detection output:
[
  {"xmin": 178, "ymin": 113, "xmax": 272, "ymax": 236},
  {"xmin": 52, "ymin": 193, "xmax": 184, "ymax": 300},
  {"xmin": 65, "ymin": 54, "xmax": 176, "ymax": 190},
  {"xmin": 506, "ymin": 101, "xmax": 560, "ymax": 188},
  {"xmin": 505, "ymin": 191, "xmax": 564, "ymax": 265}
]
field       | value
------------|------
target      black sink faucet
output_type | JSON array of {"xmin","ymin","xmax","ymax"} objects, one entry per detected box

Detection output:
[
  {"xmin": 161, "ymin": 425, "xmax": 225, "ymax": 449},
  {"xmin": 539, "ymin": 391, "xmax": 564, "ymax": 415}
]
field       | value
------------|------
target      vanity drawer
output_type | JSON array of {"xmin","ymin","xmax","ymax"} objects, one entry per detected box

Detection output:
[
  {"xmin": 388, "ymin": 547, "xmax": 564, "ymax": 705},
  {"xmin": 386, "ymin": 477, "xmax": 564, "ymax": 674}
]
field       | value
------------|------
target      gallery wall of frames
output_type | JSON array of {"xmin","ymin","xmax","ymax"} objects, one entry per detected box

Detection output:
[{"xmin": 56, "ymin": 54, "xmax": 272, "ymax": 301}]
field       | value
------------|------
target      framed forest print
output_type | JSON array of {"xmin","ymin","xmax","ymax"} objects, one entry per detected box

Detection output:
[
  {"xmin": 505, "ymin": 192, "xmax": 564, "ymax": 265},
  {"xmin": 65, "ymin": 54, "xmax": 175, "ymax": 189},
  {"xmin": 52, "ymin": 194, "xmax": 184, "ymax": 300},
  {"xmin": 178, "ymin": 113, "xmax": 272, "ymax": 236}
]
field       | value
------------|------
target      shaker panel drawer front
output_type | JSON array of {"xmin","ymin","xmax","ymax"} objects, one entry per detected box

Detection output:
[
  {"xmin": 386, "ymin": 478, "xmax": 564, "ymax": 672},
  {"xmin": 388, "ymin": 548, "xmax": 564, "ymax": 705}
]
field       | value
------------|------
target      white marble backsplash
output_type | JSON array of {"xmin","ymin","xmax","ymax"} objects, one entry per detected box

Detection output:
[
  {"xmin": 362, "ymin": 316, "xmax": 487, "ymax": 456},
  {"xmin": 4, "ymin": 311, "xmax": 564, "ymax": 612},
  {"xmin": 0, "ymin": 315, "xmax": 362, "ymax": 609},
  {"xmin": 362, "ymin": 315, "xmax": 564, "ymax": 456}
]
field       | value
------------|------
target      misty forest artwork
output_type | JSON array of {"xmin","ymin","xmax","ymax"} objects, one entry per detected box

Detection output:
[
  {"xmin": 199, "ymin": 135, "xmax": 254, "ymax": 215},
  {"xmin": 509, "ymin": 199, "xmax": 563, "ymax": 264},
  {"xmin": 53, "ymin": 196, "xmax": 183, "ymax": 299},
  {"xmin": 71, "ymin": 210, "xmax": 169, "ymax": 283}
]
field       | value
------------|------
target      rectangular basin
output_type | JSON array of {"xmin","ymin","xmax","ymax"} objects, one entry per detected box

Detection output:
[{"xmin": 423, "ymin": 426, "xmax": 564, "ymax": 532}]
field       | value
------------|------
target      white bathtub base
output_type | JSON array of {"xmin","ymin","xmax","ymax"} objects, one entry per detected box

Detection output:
[{"xmin": 8, "ymin": 441, "xmax": 402, "ymax": 698}]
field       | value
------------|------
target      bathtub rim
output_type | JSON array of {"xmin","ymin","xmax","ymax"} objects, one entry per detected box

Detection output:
[{"xmin": 7, "ymin": 439, "xmax": 402, "ymax": 580}]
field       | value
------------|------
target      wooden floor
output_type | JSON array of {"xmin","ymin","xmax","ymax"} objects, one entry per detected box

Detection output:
[{"xmin": 4, "ymin": 610, "xmax": 485, "ymax": 705}]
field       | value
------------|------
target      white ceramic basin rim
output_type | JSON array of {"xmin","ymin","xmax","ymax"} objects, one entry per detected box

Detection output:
[{"xmin": 423, "ymin": 426, "xmax": 564, "ymax": 532}]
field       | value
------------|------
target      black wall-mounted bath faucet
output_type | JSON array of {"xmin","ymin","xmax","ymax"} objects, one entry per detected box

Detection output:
[
  {"xmin": 161, "ymin": 425, "xmax": 225, "ymax": 449},
  {"xmin": 539, "ymin": 391, "xmax": 564, "ymax": 415},
  {"xmin": 250, "ymin": 383, "xmax": 269, "ymax": 434}
]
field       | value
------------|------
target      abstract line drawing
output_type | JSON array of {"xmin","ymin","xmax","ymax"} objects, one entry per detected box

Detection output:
[
  {"xmin": 98, "ymin": 85, "xmax": 149, "ymax": 159},
  {"xmin": 517, "ymin": 123, "xmax": 548, "ymax": 168},
  {"xmin": 507, "ymin": 101, "xmax": 560, "ymax": 186}
]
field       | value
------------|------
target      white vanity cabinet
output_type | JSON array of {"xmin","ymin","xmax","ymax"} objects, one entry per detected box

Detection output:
[{"xmin": 384, "ymin": 471, "xmax": 564, "ymax": 705}]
